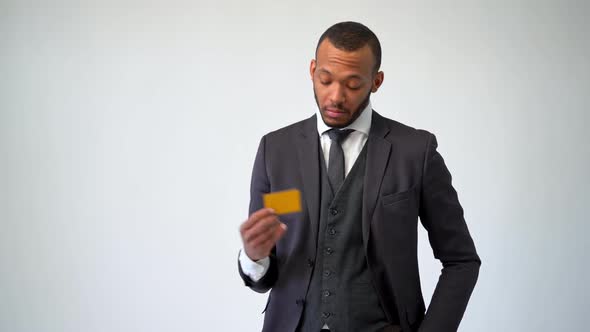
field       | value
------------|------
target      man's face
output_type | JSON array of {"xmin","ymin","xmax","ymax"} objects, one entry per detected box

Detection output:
[{"xmin": 311, "ymin": 39, "xmax": 384, "ymax": 128}]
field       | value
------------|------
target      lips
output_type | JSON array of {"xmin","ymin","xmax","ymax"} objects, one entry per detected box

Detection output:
[{"xmin": 324, "ymin": 108, "xmax": 347, "ymax": 118}]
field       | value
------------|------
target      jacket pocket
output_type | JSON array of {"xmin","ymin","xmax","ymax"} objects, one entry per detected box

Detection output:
[{"xmin": 381, "ymin": 187, "xmax": 413, "ymax": 206}]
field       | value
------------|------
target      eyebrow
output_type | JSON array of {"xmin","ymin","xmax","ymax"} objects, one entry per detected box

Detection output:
[{"xmin": 317, "ymin": 68, "xmax": 364, "ymax": 81}]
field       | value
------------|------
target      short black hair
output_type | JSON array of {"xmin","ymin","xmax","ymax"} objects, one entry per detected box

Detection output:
[{"xmin": 316, "ymin": 21, "xmax": 382, "ymax": 73}]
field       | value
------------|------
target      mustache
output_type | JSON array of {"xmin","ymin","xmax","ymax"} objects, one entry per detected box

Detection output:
[{"xmin": 313, "ymin": 91, "xmax": 348, "ymax": 112}]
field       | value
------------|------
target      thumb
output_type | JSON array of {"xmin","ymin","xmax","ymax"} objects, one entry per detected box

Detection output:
[{"xmin": 276, "ymin": 223, "xmax": 288, "ymax": 239}]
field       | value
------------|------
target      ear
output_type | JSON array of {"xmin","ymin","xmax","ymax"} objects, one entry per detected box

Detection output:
[
  {"xmin": 310, "ymin": 59, "xmax": 317, "ymax": 80},
  {"xmin": 371, "ymin": 71, "xmax": 384, "ymax": 93}
]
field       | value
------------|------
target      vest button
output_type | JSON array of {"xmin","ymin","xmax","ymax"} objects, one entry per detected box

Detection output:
[
  {"xmin": 325, "ymin": 247, "xmax": 334, "ymax": 255},
  {"xmin": 328, "ymin": 228, "xmax": 336, "ymax": 236},
  {"xmin": 307, "ymin": 259, "xmax": 314, "ymax": 267},
  {"xmin": 323, "ymin": 290, "xmax": 331, "ymax": 297},
  {"xmin": 330, "ymin": 208, "xmax": 338, "ymax": 216},
  {"xmin": 323, "ymin": 270, "xmax": 331, "ymax": 277},
  {"xmin": 322, "ymin": 312, "xmax": 331, "ymax": 318}
]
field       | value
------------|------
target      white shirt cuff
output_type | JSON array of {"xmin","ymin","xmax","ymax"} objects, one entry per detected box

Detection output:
[{"xmin": 239, "ymin": 249, "xmax": 270, "ymax": 282}]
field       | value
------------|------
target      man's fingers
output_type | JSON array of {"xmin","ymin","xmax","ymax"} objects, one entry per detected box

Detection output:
[
  {"xmin": 257, "ymin": 224, "xmax": 287, "ymax": 252},
  {"xmin": 240, "ymin": 208, "xmax": 276, "ymax": 232},
  {"xmin": 251, "ymin": 222, "xmax": 287, "ymax": 248},
  {"xmin": 274, "ymin": 223, "xmax": 287, "ymax": 241},
  {"xmin": 244, "ymin": 223, "xmax": 287, "ymax": 259},
  {"xmin": 257, "ymin": 237, "xmax": 277, "ymax": 254},
  {"xmin": 250, "ymin": 232, "xmax": 275, "ymax": 248},
  {"xmin": 247, "ymin": 222, "xmax": 278, "ymax": 247},
  {"xmin": 239, "ymin": 206, "xmax": 286, "ymax": 259},
  {"xmin": 247, "ymin": 222, "xmax": 287, "ymax": 249},
  {"xmin": 243, "ymin": 215, "xmax": 281, "ymax": 243}
]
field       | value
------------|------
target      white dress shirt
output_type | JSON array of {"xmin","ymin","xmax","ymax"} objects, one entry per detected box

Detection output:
[{"xmin": 239, "ymin": 102, "xmax": 373, "ymax": 282}]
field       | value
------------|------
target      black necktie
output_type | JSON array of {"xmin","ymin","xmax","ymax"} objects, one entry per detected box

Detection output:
[{"xmin": 327, "ymin": 129, "xmax": 354, "ymax": 192}]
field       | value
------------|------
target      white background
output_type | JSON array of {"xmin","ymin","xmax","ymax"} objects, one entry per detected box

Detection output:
[{"xmin": 1, "ymin": 1, "xmax": 588, "ymax": 331}]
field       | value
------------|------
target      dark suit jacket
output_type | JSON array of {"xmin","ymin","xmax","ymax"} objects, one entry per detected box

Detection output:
[{"xmin": 239, "ymin": 111, "xmax": 481, "ymax": 332}]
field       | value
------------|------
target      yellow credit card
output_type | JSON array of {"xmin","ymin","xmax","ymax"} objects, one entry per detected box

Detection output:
[{"xmin": 263, "ymin": 189, "xmax": 302, "ymax": 215}]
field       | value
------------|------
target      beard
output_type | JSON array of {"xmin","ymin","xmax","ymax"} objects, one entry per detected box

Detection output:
[{"xmin": 313, "ymin": 86, "xmax": 372, "ymax": 128}]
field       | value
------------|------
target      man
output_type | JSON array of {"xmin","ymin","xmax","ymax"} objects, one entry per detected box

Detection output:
[{"xmin": 238, "ymin": 22, "xmax": 480, "ymax": 332}]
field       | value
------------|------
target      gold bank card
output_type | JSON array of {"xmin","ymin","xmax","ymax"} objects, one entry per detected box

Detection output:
[{"xmin": 263, "ymin": 189, "xmax": 302, "ymax": 215}]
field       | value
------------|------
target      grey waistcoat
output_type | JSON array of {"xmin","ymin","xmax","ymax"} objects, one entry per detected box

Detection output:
[{"xmin": 297, "ymin": 144, "xmax": 390, "ymax": 332}]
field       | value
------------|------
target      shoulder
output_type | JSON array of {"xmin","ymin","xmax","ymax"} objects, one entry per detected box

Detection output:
[
  {"xmin": 262, "ymin": 115, "xmax": 316, "ymax": 142},
  {"xmin": 373, "ymin": 111, "xmax": 435, "ymax": 149}
]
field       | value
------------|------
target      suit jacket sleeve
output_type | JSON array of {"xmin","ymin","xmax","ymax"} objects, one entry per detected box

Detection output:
[
  {"xmin": 237, "ymin": 135, "xmax": 279, "ymax": 293},
  {"xmin": 417, "ymin": 133, "xmax": 481, "ymax": 332}
]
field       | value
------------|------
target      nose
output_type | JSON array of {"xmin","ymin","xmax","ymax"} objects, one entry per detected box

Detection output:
[{"xmin": 329, "ymin": 83, "xmax": 346, "ymax": 105}]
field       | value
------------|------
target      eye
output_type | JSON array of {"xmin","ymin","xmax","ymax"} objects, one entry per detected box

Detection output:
[
  {"xmin": 318, "ymin": 72, "xmax": 331, "ymax": 85},
  {"xmin": 347, "ymin": 80, "xmax": 362, "ymax": 90}
]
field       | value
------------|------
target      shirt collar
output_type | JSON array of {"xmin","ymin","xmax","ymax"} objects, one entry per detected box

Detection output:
[{"xmin": 316, "ymin": 101, "xmax": 373, "ymax": 136}]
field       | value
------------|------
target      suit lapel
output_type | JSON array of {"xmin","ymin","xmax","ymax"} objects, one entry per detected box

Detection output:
[
  {"xmin": 295, "ymin": 115, "xmax": 321, "ymax": 253},
  {"xmin": 362, "ymin": 111, "xmax": 392, "ymax": 251}
]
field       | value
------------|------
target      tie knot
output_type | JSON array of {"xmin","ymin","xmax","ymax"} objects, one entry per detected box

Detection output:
[{"xmin": 327, "ymin": 129, "xmax": 354, "ymax": 143}]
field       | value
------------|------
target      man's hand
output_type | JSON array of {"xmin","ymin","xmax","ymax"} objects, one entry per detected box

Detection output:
[{"xmin": 240, "ymin": 208, "xmax": 287, "ymax": 261}]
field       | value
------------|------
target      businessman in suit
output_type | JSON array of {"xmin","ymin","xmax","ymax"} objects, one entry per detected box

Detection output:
[{"xmin": 238, "ymin": 22, "xmax": 480, "ymax": 332}]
